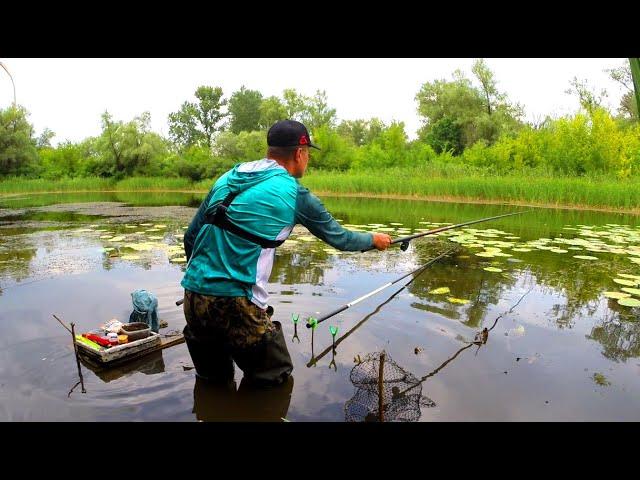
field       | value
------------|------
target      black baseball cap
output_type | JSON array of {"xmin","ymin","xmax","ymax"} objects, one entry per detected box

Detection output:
[{"xmin": 267, "ymin": 120, "xmax": 321, "ymax": 150}]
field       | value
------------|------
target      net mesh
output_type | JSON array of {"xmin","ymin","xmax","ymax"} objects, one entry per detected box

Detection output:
[{"xmin": 344, "ymin": 351, "xmax": 435, "ymax": 422}]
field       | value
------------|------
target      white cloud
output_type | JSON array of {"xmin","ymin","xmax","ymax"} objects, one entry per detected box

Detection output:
[{"xmin": 0, "ymin": 58, "xmax": 628, "ymax": 146}]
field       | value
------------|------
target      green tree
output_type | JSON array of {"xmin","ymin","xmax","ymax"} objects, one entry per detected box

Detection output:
[
  {"xmin": 308, "ymin": 125, "xmax": 355, "ymax": 171},
  {"xmin": 39, "ymin": 141, "xmax": 85, "ymax": 179},
  {"xmin": 168, "ymin": 86, "xmax": 227, "ymax": 149},
  {"xmin": 228, "ymin": 86, "xmax": 263, "ymax": 134},
  {"xmin": 90, "ymin": 111, "xmax": 168, "ymax": 178},
  {"xmin": 259, "ymin": 96, "xmax": 288, "ymax": 129},
  {"xmin": 352, "ymin": 122, "xmax": 410, "ymax": 169},
  {"xmin": 415, "ymin": 70, "xmax": 485, "ymax": 151},
  {"xmin": 172, "ymin": 145, "xmax": 215, "ymax": 181},
  {"xmin": 416, "ymin": 66, "xmax": 522, "ymax": 152},
  {"xmin": 36, "ymin": 128, "xmax": 55, "ymax": 149},
  {"xmin": 607, "ymin": 61, "xmax": 639, "ymax": 120},
  {"xmin": 337, "ymin": 118, "xmax": 386, "ymax": 146},
  {"xmin": 214, "ymin": 130, "xmax": 267, "ymax": 163},
  {"xmin": 282, "ymin": 88, "xmax": 307, "ymax": 120},
  {"xmin": 425, "ymin": 116, "xmax": 464, "ymax": 154},
  {"xmin": 0, "ymin": 106, "xmax": 38, "ymax": 176},
  {"xmin": 337, "ymin": 119, "xmax": 368, "ymax": 146},
  {"xmin": 472, "ymin": 59, "xmax": 499, "ymax": 115},
  {"xmin": 302, "ymin": 90, "xmax": 337, "ymax": 132},
  {"xmin": 565, "ymin": 77, "xmax": 608, "ymax": 116}
]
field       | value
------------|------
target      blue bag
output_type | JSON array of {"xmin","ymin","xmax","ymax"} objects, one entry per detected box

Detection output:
[{"xmin": 129, "ymin": 289, "xmax": 159, "ymax": 333}]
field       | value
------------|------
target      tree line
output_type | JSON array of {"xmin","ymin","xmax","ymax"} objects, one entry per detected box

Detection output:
[{"xmin": 1, "ymin": 59, "xmax": 638, "ymax": 182}]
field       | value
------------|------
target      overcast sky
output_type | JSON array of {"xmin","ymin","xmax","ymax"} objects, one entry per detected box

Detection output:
[{"xmin": 0, "ymin": 58, "xmax": 629, "ymax": 145}]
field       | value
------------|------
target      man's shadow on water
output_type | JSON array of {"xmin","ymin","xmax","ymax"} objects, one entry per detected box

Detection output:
[{"xmin": 192, "ymin": 375, "xmax": 294, "ymax": 422}]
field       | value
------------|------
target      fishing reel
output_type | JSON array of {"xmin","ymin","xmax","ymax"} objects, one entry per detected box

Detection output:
[{"xmin": 400, "ymin": 240, "xmax": 410, "ymax": 251}]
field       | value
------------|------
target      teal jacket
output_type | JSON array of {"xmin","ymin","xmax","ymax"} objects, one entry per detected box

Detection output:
[{"xmin": 181, "ymin": 158, "xmax": 373, "ymax": 309}]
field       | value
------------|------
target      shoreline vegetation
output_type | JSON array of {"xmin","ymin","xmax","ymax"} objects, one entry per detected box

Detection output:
[
  {"xmin": 2, "ymin": 172, "xmax": 640, "ymax": 215},
  {"xmin": 2, "ymin": 60, "xmax": 639, "ymax": 216}
]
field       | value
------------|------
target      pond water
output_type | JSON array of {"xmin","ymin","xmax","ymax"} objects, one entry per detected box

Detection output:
[{"xmin": 1, "ymin": 191, "xmax": 639, "ymax": 421}]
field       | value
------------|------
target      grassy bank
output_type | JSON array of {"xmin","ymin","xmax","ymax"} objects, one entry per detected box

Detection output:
[
  {"xmin": 302, "ymin": 169, "xmax": 640, "ymax": 211},
  {"xmin": 0, "ymin": 177, "xmax": 194, "ymax": 194},
  {"xmin": 2, "ymin": 169, "xmax": 640, "ymax": 211}
]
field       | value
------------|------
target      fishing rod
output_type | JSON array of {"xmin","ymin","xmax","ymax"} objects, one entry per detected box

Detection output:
[
  {"xmin": 360, "ymin": 210, "xmax": 531, "ymax": 253},
  {"xmin": 306, "ymin": 248, "xmax": 456, "ymax": 329}
]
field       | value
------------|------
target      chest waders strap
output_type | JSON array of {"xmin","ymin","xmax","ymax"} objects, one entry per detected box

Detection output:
[{"xmin": 206, "ymin": 191, "xmax": 285, "ymax": 249}]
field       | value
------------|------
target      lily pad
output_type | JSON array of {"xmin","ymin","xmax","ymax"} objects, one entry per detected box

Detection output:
[
  {"xmin": 603, "ymin": 291, "xmax": 631, "ymax": 299},
  {"xmin": 620, "ymin": 288, "xmax": 640, "ymax": 296},
  {"xmin": 483, "ymin": 267, "xmax": 503, "ymax": 273},
  {"xmin": 122, "ymin": 243, "xmax": 154, "ymax": 251},
  {"xmin": 170, "ymin": 257, "xmax": 187, "ymax": 263},
  {"xmin": 617, "ymin": 273, "xmax": 640, "ymax": 280},
  {"xmin": 429, "ymin": 287, "xmax": 450, "ymax": 295},
  {"xmin": 573, "ymin": 255, "xmax": 599, "ymax": 260},
  {"xmin": 613, "ymin": 278, "xmax": 638, "ymax": 286},
  {"xmin": 618, "ymin": 298, "xmax": 640, "ymax": 307},
  {"xmin": 446, "ymin": 297, "xmax": 470, "ymax": 305}
]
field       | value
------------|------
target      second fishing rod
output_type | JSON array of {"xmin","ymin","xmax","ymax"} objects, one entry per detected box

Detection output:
[{"xmin": 305, "ymin": 248, "xmax": 456, "ymax": 329}]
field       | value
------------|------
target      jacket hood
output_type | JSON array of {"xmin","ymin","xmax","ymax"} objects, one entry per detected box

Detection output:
[{"xmin": 226, "ymin": 159, "xmax": 289, "ymax": 194}]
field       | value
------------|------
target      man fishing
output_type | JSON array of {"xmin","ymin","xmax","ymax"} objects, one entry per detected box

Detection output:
[{"xmin": 181, "ymin": 120, "xmax": 392, "ymax": 386}]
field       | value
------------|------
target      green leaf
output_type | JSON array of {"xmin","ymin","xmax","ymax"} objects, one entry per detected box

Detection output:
[
  {"xmin": 483, "ymin": 267, "xmax": 503, "ymax": 273},
  {"xmin": 618, "ymin": 298, "xmax": 640, "ymax": 307},
  {"xmin": 617, "ymin": 273, "xmax": 640, "ymax": 280},
  {"xmin": 620, "ymin": 288, "xmax": 640, "ymax": 296},
  {"xmin": 603, "ymin": 291, "xmax": 631, "ymax": 299},
  {"xmin": 428, "ymin": 287, "xmax": 450, "ymax": 295},
  {"xmin": 446, "ymin": 297, "xmax": 470, "ymax": 305}
]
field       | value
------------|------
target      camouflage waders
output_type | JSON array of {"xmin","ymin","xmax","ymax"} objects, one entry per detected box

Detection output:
[{"xmin": 182, "ymin": 290, "xmax": 293, "ymax": 386}]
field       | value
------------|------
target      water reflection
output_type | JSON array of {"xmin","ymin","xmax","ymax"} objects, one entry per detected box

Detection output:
[
  {"xmin": 343, "ymin": 287, "xmax": 531, "ymax": 422},
  {"xmin": 192, "ymin": 375, "xmax": 294, "ymax": 422},
  {"xmin": 2, "ymin": 193, "xmax": 640, "ymax": 421},
  {"xmin": 587, "ymin": 312, "xmax": 640, "ymax": 362},
  {"xmin": 79, "ymin": 350, "xmax": 166, "ymax": 383}
]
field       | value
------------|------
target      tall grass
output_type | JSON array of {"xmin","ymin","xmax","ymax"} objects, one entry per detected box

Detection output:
[
  {"xmin": 0, "ymin": 176, "xmax": 194, "ymax": 193},
  {"xmin": 115, "ymin": 177, "xmax": 193, "ymax": 190},
  {"xmin": 0, "ymin": 177, "xmax": 114, "ymax": 193},
  {"xmin": 302, "ymin": 168, "xmax": 640, "ymax": 210},
  {"xmin": 2, "ymin": 169, "xmax": 640, "ymax": 210}
]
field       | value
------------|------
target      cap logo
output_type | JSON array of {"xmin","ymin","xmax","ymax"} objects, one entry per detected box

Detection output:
[{"xmin": 299, "ymin": 135, "xmax": 308, "ymax": 145}]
